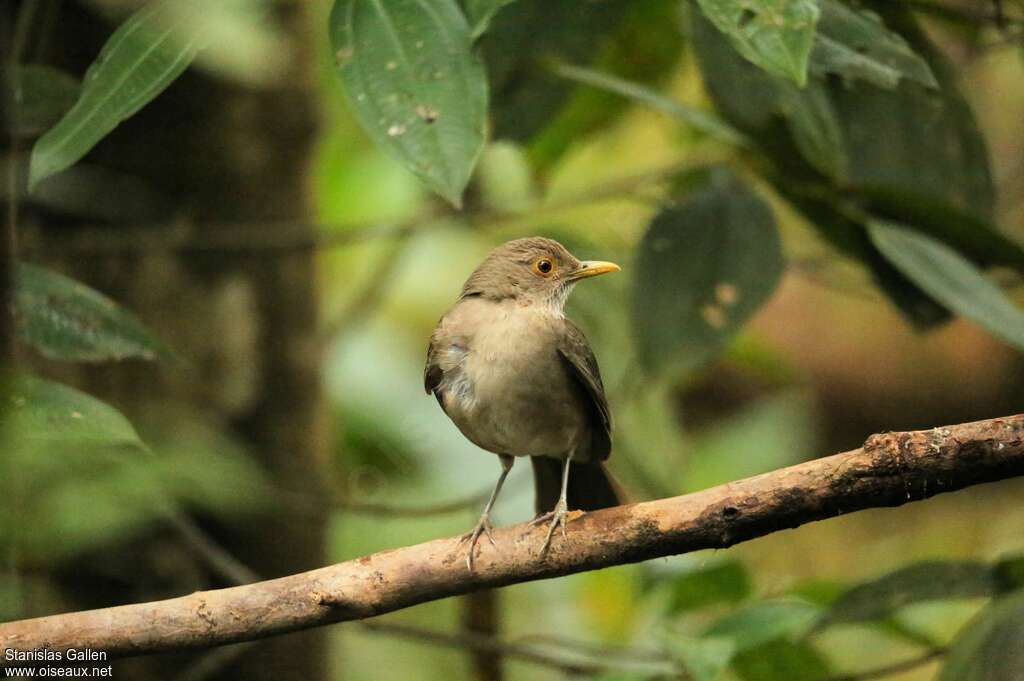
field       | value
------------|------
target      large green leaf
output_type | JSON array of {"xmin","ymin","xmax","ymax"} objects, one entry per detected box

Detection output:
[
  {"xmin": 869, "ymin": 221, "xmax": 1024, "ymax": 352},
  {"xmin": 1, "ymin": 373, "xmax": 142, "ymax": 449},
  {"xmin": 938, "ymin": 590, "xmax": 1024, "ymax": 681},
  {"xmin": 329, "ymin": 0, "xmax": 487, "ymax": 208},
  {"xmin": 690, "ymin": 3, "xmax": 1007, "ymax": 329},
  {"xmin": 28, "ymin": 1, "xmax": 204, "ymax": 190},
  {"xmin": 632, "ymin": 171, "xmax": 784, "ymax": 374},
  {"xmin": 692, "ymin": 2, "xmax": 990, "ymax": 217},
  {"xmin": 814, "ymin": 560, "xmax": 1004, "ymax": 631},
  {"xmin": 15, "ymin": 263, "xmax": 167, "ymax": 362},
  {"xmin": 695, "ymin": 0, "xmax": 820, "ymax": 86},
  {"xmin": 809, "ymin": 0, "xmax": 937, "ymax": 90},
  {"xmin": 9, "ymin": 65, "xmax": 81, "ymax": 138}
]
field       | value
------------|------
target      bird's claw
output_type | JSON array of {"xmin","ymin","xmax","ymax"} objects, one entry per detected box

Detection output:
[
  {"xmin": 460, "ymin": 514, "xmax": 495, "ymax": 571},
  {"xmin": 538, "ymin": 499, "xmax": 569, "ymax": 555}
]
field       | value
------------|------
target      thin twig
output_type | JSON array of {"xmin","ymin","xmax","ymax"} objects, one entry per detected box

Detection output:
[
  {"xmin": 512, "ymin": 633, "xmax": 671, "ymax": 664},
  {"xmin": 461, "ymin": 591, "xmax": 504, "ymax": 681},
  {"xmin": 337, "ymin": 491, "xmax": 488, "ymax": 518},
  {"xmin": 164, "ymin": 512, "xmax": 260, "ymax": 586},
  {"xmin": 359, "ymin": 620, "xmax": 668, "ymax": 677},
  {"xmin": 11, "ymin": 0, "xmax": 43, "ymax": 64},
  {"xmin": 788, "ymin": 257, "xmax": 882, "ymax": 303},
  {"xmin": 170, "ymin": 642, "xmax": 257, "ymax": 681},
  {"xmin": 26, "ymin": 160, "xmax": 695, "ymax": 255}
]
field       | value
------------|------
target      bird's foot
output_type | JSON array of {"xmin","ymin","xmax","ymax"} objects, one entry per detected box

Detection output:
[
  {"xmin": 459, "ymin": 513, "xmax": 496, "ymax": 571},
  {"xmin": 533, "ymin": 498, "xmax": 569, "ymax": 555}
]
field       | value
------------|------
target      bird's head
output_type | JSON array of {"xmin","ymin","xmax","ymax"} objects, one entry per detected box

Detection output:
[{"xmin": 460, "ymin": 237, "xmax": 620, "ymax": 312}]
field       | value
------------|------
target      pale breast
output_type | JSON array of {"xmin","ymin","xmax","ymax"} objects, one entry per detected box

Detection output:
[{"xmin": 434, "ymin": 298, "xmax": 589, "ymax": 458}]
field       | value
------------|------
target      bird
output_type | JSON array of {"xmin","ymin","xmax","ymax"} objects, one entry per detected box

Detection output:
[{"xmin": 424, "ymin": 237, "xmax": 622, "ymax": 569}]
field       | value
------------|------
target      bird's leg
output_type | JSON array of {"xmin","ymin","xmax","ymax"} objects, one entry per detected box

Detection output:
[
  {"xmin": 460, "ymin": 454, "xmax": 514, "ymax": 570},
  {"xmin": 536, "ymin": 454, "xmax": 573, "ymax": 554}
]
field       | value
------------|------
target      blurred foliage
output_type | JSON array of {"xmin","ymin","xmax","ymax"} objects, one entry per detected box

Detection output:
[
  {"xmin": 15, "ymin": 262, "xmax": 169, "ymax": 362},
  {"xmin": 5, "ymin": 0, "xmax": 1024, "ymax": 678},
  {"xmin": 938, "ymin": 589, "xmax": 1024, "ymax": 681},
  {"xmin": 632, "ymin": 169, "xmax": 783, "ymax": 375},
  {"xmin": 329, "ymin": 0, "xmax": 487, "ymax": 207}
]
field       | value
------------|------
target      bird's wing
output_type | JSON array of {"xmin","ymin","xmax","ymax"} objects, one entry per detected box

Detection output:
[
  {"xmin": 423, "ymin": 329, "xmax": 453, "ymax": 417},
  {"xmin": 424, "ymin": 335, "xmax": 443, "ymax": 395},
  {"xmin": 557, "ymin": 319, "xmax": 612, "ymax": 460}
]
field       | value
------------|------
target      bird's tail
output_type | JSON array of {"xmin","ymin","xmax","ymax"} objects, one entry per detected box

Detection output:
[{"xmin": 531, "ymin": 458, "xmax": 622, "ymax": 515}]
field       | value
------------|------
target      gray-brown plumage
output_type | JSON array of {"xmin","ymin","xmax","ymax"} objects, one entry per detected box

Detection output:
[{"xmin": 424, "ymin": 237, "xmax": 621, "ymax": 568}]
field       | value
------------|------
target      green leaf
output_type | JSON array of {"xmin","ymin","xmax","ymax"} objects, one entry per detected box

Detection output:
[
  {"xmin": 704, "ymin": 600, "xmax": 821, "ymax": 652},
  {"xmin": 645, "ymin": 558, "xmax": 752, "ymax": 613},
  {"xmin": 521, "ymin": 0, "xmax": 685, "ymax": 167},
  {"xmin": 670, "ymin": 560, "xmax": 752, "ymax": 612},
  {"xmin": 548, "ymin": 61, "xmax": 747, "ymax": 147},
  {"xmin": 9, "ymin": 65, "xmax": 81, "ymax": 137},
  {"xmin": 693, "ymin": 3, "xmax": 989, "ymax": 217},
  {"xmin": 632, "ymin": 170, "xmax": 784, "ymax": 374},
  {"xmin": 695, "ymin": 0, "xmax": 820, "ymax": 86},
  {"xmin": 869, "ymin": 221, "xmax": 1024, "ymax": 352},
  {"xmin": 1, "ymin": 373, "xmax": 143, "ymax": 449},
  {"xmin": 329, "ymin": 0, "xmax": 487, "ymax": 208},
  {"xmin": 809, "ymin": 0, "xmax": 937, "ymax": 90},
  {"xmin": 480, "ymin": 0, "xmax": 633, "ymax": 143},
  {"xmin": 778, "ymin": 81, "xmax": 842, "ymax": 177},
  {"xmin": 690, "ymin": 3, "xmax": 1002, "ymax": 329},
  {"xmin": 731, "ymin": 639, "xmax": 830, "ymax": 681},
  {"xmin": 28, "ymin": 1, "xmax": 204, "ymax": 190},
  {"xmin": 831, "ymin": 81, "xmax": 994, "ymax": 225},
  {"xmin": 671, "ymin": 636, "xmax": 736, "ymax": 681},
  {"xmin": 860, "ymin": 187, "xmax": 1024, "ymax": 270},
  {"xmin": 938, "ymin": 590, "xmax": 1024, "ymax": 681},
  {"xmin": 15, "ymin": 263, "xmax": 167, "ymax": 362},
  {"xmin": 463, "ymin": 0, "xmax": 518, "ymax": 39},
  {"xmin": 814, "ymin": 560, "xmax": 1002, "ymax": 631}
]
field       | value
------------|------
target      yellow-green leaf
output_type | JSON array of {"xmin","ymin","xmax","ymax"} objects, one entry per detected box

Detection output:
[
  {"xmin": 695, "ymin": 0, "xmax": 820, "ymax": 86},
  {"xmin": 329, "ymin": 0, "xmax": 488, "ymax": 207}
]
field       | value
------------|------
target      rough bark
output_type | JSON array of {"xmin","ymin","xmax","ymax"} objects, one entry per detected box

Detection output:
[{"xmin": 2, "ymin": 413, "xmax": 1022, "ymax": 664}]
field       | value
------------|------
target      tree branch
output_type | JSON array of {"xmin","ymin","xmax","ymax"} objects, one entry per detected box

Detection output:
[{"xmin": 2, "ymin": 414, "xmax": 1023, "ymax": 665}]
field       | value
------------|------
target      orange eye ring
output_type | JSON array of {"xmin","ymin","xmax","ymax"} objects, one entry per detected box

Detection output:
[{"xmin": 532, "ymin": 257, "xmax": 555, "ymax": 276}]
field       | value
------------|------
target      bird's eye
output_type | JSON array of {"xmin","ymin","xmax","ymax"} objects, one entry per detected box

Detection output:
[{"xmin": 533, "ymin": 258, "xmax": 554, "ymax": 276}]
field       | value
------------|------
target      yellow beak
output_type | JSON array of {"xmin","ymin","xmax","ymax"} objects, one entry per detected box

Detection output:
[{"xmin": 569, "ymin": 260, "xmax": 621, "ymax": 281}]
